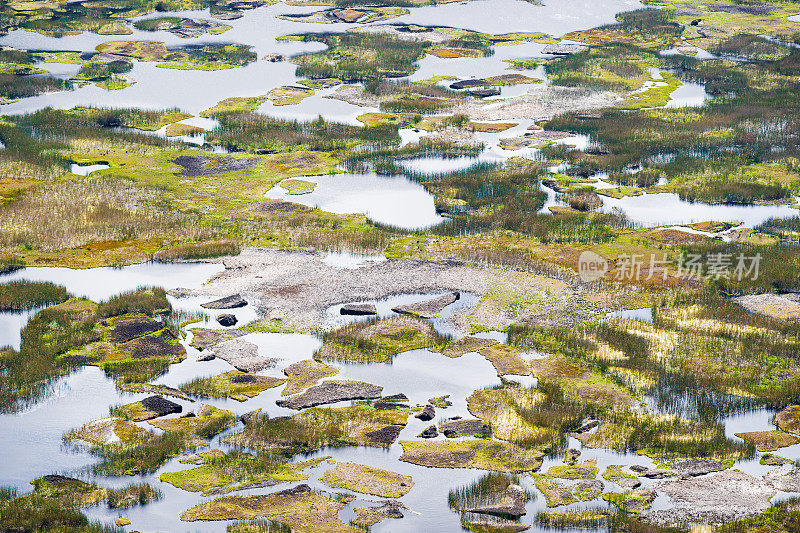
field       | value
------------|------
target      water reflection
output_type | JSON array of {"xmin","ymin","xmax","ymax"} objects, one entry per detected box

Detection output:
[{"xmin": 264, "ymin": 173, "xmax": 445, "ymax": 230}]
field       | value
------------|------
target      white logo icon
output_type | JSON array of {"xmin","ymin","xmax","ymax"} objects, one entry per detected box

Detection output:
[{"xmin": 578, "ymin": 251, "xmax": 607, "ymax": 282}]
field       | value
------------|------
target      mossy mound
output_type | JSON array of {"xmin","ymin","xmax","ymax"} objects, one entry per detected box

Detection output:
[
  {"xmin": 161, "ymin": 451, "xmax": 327, "ymax": 495},
  {"xmin": 180, "ymin": 370, "xmax": 286, "ymax": 402},
  {"xmin": 182, "ymin": 484, "xmax": 362, "ymax": 532},
  {"xmin": 64, "ymin": 416, "xmax": 150, "ymax": 446},
  {"xmin": 149, "ymin": 404, "xmax": 236, "ymax": 438},
  {"xmin": 316, "ymin": 315, "xmax": 448, "ymax": 363},
  {"xmin": 437, "ymin": 336, "xmax": 499, "ymax": 358},
  {"xmin": 478, "ymin": 344, "xmax": 530, "ymax": 377},
  {"xmin": 534, "ymin": 475, "xmax": 603, "ymax": 507},
  {"xmin": 320, "ymin": 462, "xmax": 413, "ymax": 498},
  {"xmin": 602, "ymin": 490, "xmax": 656, "ymax": 513},
  {"xmin": 223, "ymin": 404, "xmax": 411, "ymax": 455},
  {"xmin": 281, "ymin": 359, "xmax": 339, "ymax": 396},
  {"xmin": 545, "ymin": 462, "xmax": 598, "ymax": 480},
  {"xmin": 774, "ymin": 405, "xmax": 800, "ymax": 436},
  {"xmin": 399, "ymin": 440, "xmax": 543, "ymax": 473},
  {"xmin": 735, "ymin": 430, "xmax": 800, "ymax": 452},
  {"xmin": 467, "ymin": 386, "xmax": 555, "ymax": 445}
]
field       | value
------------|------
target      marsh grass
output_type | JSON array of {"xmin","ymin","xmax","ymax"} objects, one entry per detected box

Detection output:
[
  {"xmin": 448, "ymin": 472, "xmax": 530, "ymax": 519},
  {"xmin": 509, "ymin": 381, "xmax": 592, "ymax": 450},
  {"xmin": 0, "ymin": 280, "xmax": 70, "ymax": 311},
  {"xmin": 96, "ymin": 287, "xmax": 170, "ymax": 318},
  {"xmin": 292, "ymin": 32, "xmax": 428, "ymax": 82},
  {"xmin": 105, "ymin": 483, "xmax": 162, "ymax": 509},
  {"xmin": 0, "ymin": 179, "xmax": 206, "ymax": 252},
  {"xmin": 91, "ymin": 431, "xmax": 198, "ymax": 476},
  {"xmin": 0, "ymin": 301, "xmax": 100, "ymax": 412},
  {"xmin": 0, "ymin": 73, "xmax": 69, "ymax": 100},
  {"xmin": 675, "ymin": 179, "xmax": 789, "ymax": 204},
  {"xmin": 0, "ymin": 487, "xmax": 120, "ymax": 533},
  {"xmin": 153, "ymin": 241, "xmax": 241, "ymax": 262},
  {"xmin": 757, "ymin": 215, "xmax": 800, "ymax": 241},
  {"xmin": 209, "ymin": 113, "xmax": 398, "ymax": 153}
]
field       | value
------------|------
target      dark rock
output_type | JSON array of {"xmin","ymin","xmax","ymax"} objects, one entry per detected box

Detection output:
[
  {"xmin": 392, "ymin": 292, "xmax": 460, "ymax": 319},
  {"xmin": 198, "ymin": 353, "xmax": 216, "ymax": 362},
  {"xmin": 419, "ymin": 425, "xmax": 438, "ymax": 438},
  {"xmin": 276, "ymin": 484, "xmax": 312, "ymax": 497},
  {"xmin": 276, "ymin": 380, "xmax": 383, "ymax": 410},
  {"xmin": 466, "ymin": 483, "xmax": 527, "ymax": 518},
  {"xmin": 441, "ymin": 418, "xmax": 490, "ymax": 438},
  {"xmin": 364, "ymin": 424, "xmax": 403, "ymax": 444},
  {"xmin": 415, "ymin": 404, "xmax": 435, "ymax": 421},
  {"xmin": 201, "ymin": 294, "xmax": 247, "ymax": 309},
  {"xmin": 450, "ymin": 79, "xmax": 487, "ymax": 89},
  {"xmin": 340, "ymin": 303, "xmax": 378, "ymax": 316},
  {"xmin": 140, "ymin": 395, "xmax": 182, "ymax": 417},
  {"xmin": 217, "ymin": 313, "xmax": 237, "ymax": 326},
  {"xmin": 469, "ymin": 88, "xmax": 501, "ymax": 98},
  {"xmin": 382, "ymin": 393, "xmax": 409, "ymax": 402},
  {"xmin": 690, "ymin": 18, "xmax": 702, "ymax": 25},
  {"xmin": 108, "ymin": 316, "xmax": 162, "ymax": 343}
]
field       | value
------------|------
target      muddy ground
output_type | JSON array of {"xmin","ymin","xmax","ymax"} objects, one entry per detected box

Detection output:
[{"xmin": 177, "ymin": 248, "xmax": 605, "ymax": 332}]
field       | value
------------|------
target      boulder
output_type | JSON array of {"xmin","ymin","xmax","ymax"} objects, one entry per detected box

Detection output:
[
  {"xmin": 340, "ymin": 303, "xmax": 378, "ymax": 316},
  {"xmin": 469, "ymin": 88, "xmax": 501, "ymax": 98},
  {"xmin": 201, "ymin": 294, "xmax": 247, "ymax": 309},
  {"xmin": 383, "ymin": 393, "xmax": 408, "ymax": 402},
  {"xmin": 392, "ymin": 292, "xmax": 459, "ymax": 319},
  {"xmin": 140, "ymin": 395, "xmax": 182, "ymax": 417},
  {"xmin": 217, "ymin": 313, "xmax": 237, "ymax": 326},
  {"xmin": 419, "ymin": 425, "xmax": 438, "ymax": 438},
  {"xmin": 415, "ymin": 404, "xmax": 435, "ymax": 421}
]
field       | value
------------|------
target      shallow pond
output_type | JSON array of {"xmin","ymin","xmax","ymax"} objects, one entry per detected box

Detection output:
[
  {"xmin": 264, "ymin": 172, "xmax": 445, "ymax": 230},
  {"xmin": 395, "ymin": 0, "xmax": 643, "ymax": 35},
  {"xmin": 599, "ymin": 192, "xmax": 799, "ymax": 227}
]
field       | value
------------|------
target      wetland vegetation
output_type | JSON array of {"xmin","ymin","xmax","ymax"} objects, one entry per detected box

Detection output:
[{"xmin": 4, "ymin": 0, "xmax": 800, "ymax": 530}]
